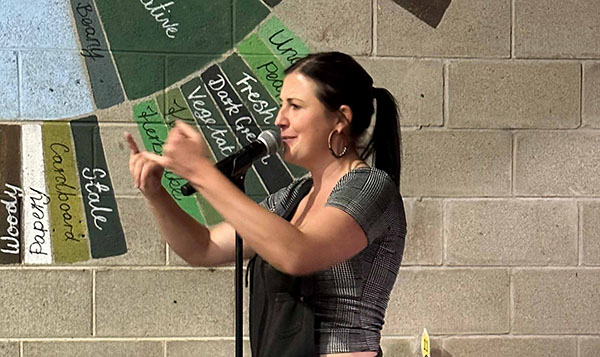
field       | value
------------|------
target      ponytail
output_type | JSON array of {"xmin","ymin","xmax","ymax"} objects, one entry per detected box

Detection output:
[{"xmin": 360, "ymin": 87, "xmax": 401, "ymax": 187}]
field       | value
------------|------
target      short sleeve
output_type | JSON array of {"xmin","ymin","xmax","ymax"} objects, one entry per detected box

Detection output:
[
  {"xmin": 326, "ymin": 168, "xmax": 402, "ymax": 244},
  {"xmin": 258, "ymin": 175, "xmax": 312, "ymax": 217}
]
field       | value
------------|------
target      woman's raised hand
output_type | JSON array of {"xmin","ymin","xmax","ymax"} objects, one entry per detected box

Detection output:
[
  {"xmin": 124, "ymin": 132, "xmax": 166, "ymax": 199},
  {"xmin": 125, "ymin": 121, "xmax": 212, "ymax": 198}
]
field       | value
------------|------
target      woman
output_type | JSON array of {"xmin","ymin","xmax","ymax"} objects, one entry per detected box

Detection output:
[{"xmin": 125, "ymin": 52, "xmax": 406, "ymax": 356}]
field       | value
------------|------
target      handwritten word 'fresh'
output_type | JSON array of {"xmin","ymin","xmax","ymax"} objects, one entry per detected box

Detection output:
[{"xmin": 236, "ymin": 72, "xmax": 278, "ymax": 126}]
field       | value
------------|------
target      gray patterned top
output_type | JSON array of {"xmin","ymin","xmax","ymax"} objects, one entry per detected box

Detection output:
[{"xmin": 260, "ymin": 166, "xmax": 406, "ymax": 354}]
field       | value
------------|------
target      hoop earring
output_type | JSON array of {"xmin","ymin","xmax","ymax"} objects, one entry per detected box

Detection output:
[{"xmin": 328, "ymin": 130, "xmax": 347, "ymax": 158}]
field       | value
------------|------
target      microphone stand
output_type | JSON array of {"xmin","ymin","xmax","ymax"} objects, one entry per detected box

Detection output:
[
  {"xmin": 184, "ymin": 153, "xmax": 259, "ymax": 356},
  {"xmin": 233, "ymin": 173, "xmax": 245, "ymax": 357}
]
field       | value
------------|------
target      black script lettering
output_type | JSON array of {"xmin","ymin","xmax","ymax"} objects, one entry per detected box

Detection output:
[
  {"xmin": 166, "ymin": 98, "xmax": 194, "ymax": 127},
  {"xmin": 256, "ymin": 62, "xmax": 283, "ymax": 95},
  {"xmin": 28, "ymin": 187, "xmax": 50, "ymax": 255},
  {"xmin": 137, "ymin": 106, "xmax": 166, "ymax": 154},
  {"xmin": 49, "ymin": 143, "xmax": 79, "ymax": 242},
  {"xmin": 268, "ymin": 29, "xmax": 302, "ymax": 64},
  {"xmin": 163, "ymin": 170, "xmax": 185, "ymax": 201},
  {"xmin": 30, "ymin": 220, "xmax": 49, "ymax": 255},
  {"xmin": 76, "ymin": 3, "xmax": 105, "ymax": 61}
]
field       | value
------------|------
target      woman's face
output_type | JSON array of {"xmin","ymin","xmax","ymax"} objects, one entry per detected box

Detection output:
[{"xmin": 275, "ymin": 72, "xmax": 338, "ymax": 167}]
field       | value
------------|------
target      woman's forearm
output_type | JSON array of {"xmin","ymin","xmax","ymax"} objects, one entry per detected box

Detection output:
[
  {"xmin": 194, "ymin": 168, "xmax": 308, "ymax": 274},
  {"xmin": 143, "ymin": 187, "xmax": 214, "ymax": 266}
]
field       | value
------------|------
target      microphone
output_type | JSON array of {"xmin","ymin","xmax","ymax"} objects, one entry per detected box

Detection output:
[{"xmin": 180, "ymin": 129, "xmax": 282, "ymax": 196}]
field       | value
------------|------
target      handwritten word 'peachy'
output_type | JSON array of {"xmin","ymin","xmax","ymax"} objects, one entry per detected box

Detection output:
[{"xmin": 139, "ymin": 0, "xmax": 179, "ymax": 39}]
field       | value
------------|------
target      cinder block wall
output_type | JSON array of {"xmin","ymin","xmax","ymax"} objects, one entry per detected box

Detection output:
[{"xmin": 0, "ymin": 0, "xmax": 599, "ymax": 356}]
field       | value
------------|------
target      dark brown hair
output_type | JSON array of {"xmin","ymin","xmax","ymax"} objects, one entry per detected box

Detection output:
[{"xmin": 285, "ymin": 52, "xmax": 401, "ymax": 187}]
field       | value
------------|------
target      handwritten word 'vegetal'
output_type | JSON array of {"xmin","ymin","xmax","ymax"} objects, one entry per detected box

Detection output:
[{"xmin": 139, "ymin": 0, "xmax": 179, "ymax": 39}]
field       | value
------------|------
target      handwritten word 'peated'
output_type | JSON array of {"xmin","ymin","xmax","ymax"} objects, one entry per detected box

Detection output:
[{"xmin": 28, "ymin": 187, "xmax": 50, "ymax": 256}]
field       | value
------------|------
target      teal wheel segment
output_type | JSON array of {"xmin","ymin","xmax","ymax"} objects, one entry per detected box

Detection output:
[{"xmin": 71, "ymin": 116, "xmax": 127, "ymax": 259}]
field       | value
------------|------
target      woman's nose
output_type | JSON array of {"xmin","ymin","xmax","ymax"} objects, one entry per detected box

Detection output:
[{"xmin": 274, "ymin": 108, "xmax": 287, "ymax": 128}]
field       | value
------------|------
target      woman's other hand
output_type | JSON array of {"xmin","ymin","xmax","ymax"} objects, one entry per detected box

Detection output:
[{"xmin": 158, "ymin": 121, "xmax": 212, "ymax": 181}]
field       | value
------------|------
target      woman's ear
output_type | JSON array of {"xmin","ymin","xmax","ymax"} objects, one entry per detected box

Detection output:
[{"xmin": 337, "ymin": 104, "xmax": 353, "ymax": 131}]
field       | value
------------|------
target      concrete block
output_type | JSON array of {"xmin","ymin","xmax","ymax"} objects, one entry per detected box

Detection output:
[
  {"xmin": 0, "ymin": 342, "xmax": 18, "ymax": 357},
  {"xmin": 0, "ymin": 0, "xmax": 79, "ymax": 49},
  {"xmin": 443, "ymin": 337, "xmax": 576, "ymax": 357},
  {"xmin": 381, "ymin": 337, "xmax": 443, "ymax": 357},
  {"xmin": 81, "ymin": 197, "xmax": 165, "ymax": 266},
  {"xmin": 514, "ymin": 132, "xmax": 600, "ymax": 196},
  {"xmin": 273, "ymin": 0, "xmax": 372, "ymax": 55},
  {"xmin": 401, "ymin": 130, "xmax": 512, "ymax": 197},
  {"xmin": 167, "ymin": 340, "xmax": 251, "ymax": 357},
  {"xmin": 512, "ymin": 269, "xmax": 600, "ymax": 333},
  {"xmin": 377, "ymin": 0, "xmax": 511, "ymax": 57},
  {"xmin": 447, "ymin": 61, "xmax": 580, "ymax": 129},
  {"xmin": 0, "ymin": 270, "xmax": 92, "ymax": 337},
  {"xmin": 580, "ymin": 337, "xmax": 600, "ymax": 357},
  {"xmin": 383, "ymin": 268, "xmax": 509, "ymax": 334},
  {"xmin": 514, "ymin": 0, "xmax": 600, "ymax": 58},
  {"xmin": 96, "ymin": 269, "xmax": 234, "ymax": 336},
  {"xmin": 0, "ymin": 51, "xmax": 19, "ymax": 119},
  {"xmin": 583, "ymin": 62, "xmax": 600, "ymax": 128},
  {"xmin": 20, "ymin": 50, "xmax": 93, "ymax": 119},
  {"xmin": 402, "ymin": 198, "xmax": 443, "ymax": 265},
  {"xmin": 23, "ymin": 341, "xmax": 163, "ymax": 357},
  {"xmin": 446, "ymin": 200, "xmax": 578, "ymax": 266},
  {"xmin": 356, "ymin": 58, "xmax": 443, "ymax": 127},
  {"xmin": 581, "ymin": 202, "xmax": 600, "ymax": 266}
]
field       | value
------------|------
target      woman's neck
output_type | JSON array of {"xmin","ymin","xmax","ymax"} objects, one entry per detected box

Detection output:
[{"xmin": 308, "ymin": 150, "xmax": 365, "ymax": 193}]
